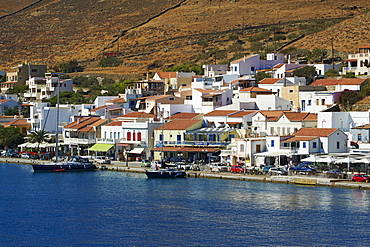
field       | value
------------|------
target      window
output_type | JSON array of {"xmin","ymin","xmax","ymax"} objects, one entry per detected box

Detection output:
[
  {"xmin": 308, "ymin": 100, "xmax": 312, "ymax": 106},
  {"xmin": 133, "ymin": 130, "xmax": 136, "ymax": 141},
  {"xmin": 270, "ymin": 127, "xmax": 274, "ymax": 134},
  {"xmin": 186, "ymin": 96, "xmax": 192, "ymax": 100},
  {"xmin": 358, "ymin": 134, "xmax": 362, "ymax": 141},
  {"xmin": 234, "ymin": 66, "xmax": 237, "ymax": 72},
  {"xmin": 251, "ymin": 67, "xmax": 255, "ymax": 71},
  {"xmin": 169, "ymin": 97, "xmax": 174, "ymax": 100},
  {"xmin": 137, "ymin": 132, "xmax": 142, "ymax": 141},
  {"xmin": 31, "ymin": 68, "xmax": 38, "ymax": 73},
  {"xmin": 127, "ymin": 132, "xmax": 131, "ymax": 141},
  {"xmin": 336, "ymin": 141, "xmax": 340, "ymax": 149},
  {"xmin": 289, "ymin": 89, "xmax": 294, "ymax": 93},
  {"xmin": 104, "ymin": 132, "xmax": 106, "ymax": 139},
  {"xmin": 322, "ymin": 99, "xmax": 325, "ymax": 105},
  {"xmin": 313, "ymin": 142, "xmax": 317, "ymax": 148},
  {"xmin": 114, "ymin": 132, "xmax": 116, "ymax": 139},
  {"xmin": 117, "ymin": 132, "xmax": 120, "ymax": 140},
  {"xmin": 110, "ymin": 132, "xmax": 112, "ymax": 139},
  {"xmin": 271, "ymin": 140, "xmax": 275, "ymax": 147},
  {"xmin": 159, "ymin": 134, "xmax": 163, "ymax": 141},
  {"xmin": 303, "ymin": 142, "xmax": 306, "ymax": 148},
  {"xmin": 240, "ymin": 144, "xmax": 245, "ymax": 152},
  {"xmin": 316, "ymin": 99, "xmax": 319, "ymax": 105}
]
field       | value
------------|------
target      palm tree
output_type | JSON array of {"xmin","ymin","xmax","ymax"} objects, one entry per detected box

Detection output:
[{"xmin": 28, "ymin": 130, "xmax": 50, "ymax": 144}]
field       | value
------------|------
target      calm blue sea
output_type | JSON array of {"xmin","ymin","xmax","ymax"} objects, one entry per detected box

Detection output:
[{"xmin": 1, "ymin": 163, "xmax": 370, "ymax": 246}]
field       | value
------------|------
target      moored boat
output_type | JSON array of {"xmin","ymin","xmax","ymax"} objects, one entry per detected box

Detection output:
[
  {"xmin": 32, "ymin": 156, "xmax": 97, "ymax": 172},
  {"xmin": 145, "ymin": 160, "xmax": 186, "ymax": 178}
]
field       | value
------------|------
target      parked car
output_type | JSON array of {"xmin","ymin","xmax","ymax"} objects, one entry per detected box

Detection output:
[
  {"xmin": 230, "ymin": 165, "xmax": 246, "ymax": 173},
  {"xmin": 140, "ymin": 159, "xmax": 151, "ymax": 167},
  {"xmin": 3, "ymin": 150, "xmax": 19, "ymax": 158},
  {"xmin": 291, "ymin": 164, "xmax": 317, "ymax": 172},
  {"xmin": 209, "ymin": 163, "xmax": 228, "ymax": 172},
  {"xmin": 352, "ymin": 174, "xmax": 370, "ymax": 182},
  {"xmin": 268, "ymin": 167, "xmax": 288, "ymax": 176},
  {"xmin": 21, "ymin": 153, "xmax": 35, "ymax": 159},
  {"xmin": 94, "ymin": 157, "xmax": 111, "ymax": 164},
  {"xmin": 262, "ymin": 165, "xmax": 275, "ymax": 174},
  {"xmin": 327, "ymin": 169, "xmax": 347, "ymax": 179}
]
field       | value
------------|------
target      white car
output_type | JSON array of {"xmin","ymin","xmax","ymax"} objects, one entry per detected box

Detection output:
[
  {"xmin": 94, "ymin": 157, "xmax": 111, "ymax": 164},
  {"xmin": 268, "ymin": 167, "xmax": 288, "ymax": 176},
  {"xmin": 209, "ymin": 163, "xmax": 228, "ymax": 173}
]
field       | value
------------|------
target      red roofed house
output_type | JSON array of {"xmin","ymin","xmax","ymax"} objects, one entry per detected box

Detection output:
[
  {"xmin": 2, "ymin": 118, "xmax": 31, "ymax": 134},
  {"xmin": 310, "ymin": 78, "xmax": 368, "ymax": 92},
  {"xmin": 342, "ymin": 44, "xmax": 370, "ymax": 76},
  {"xmin": 0, "ymin": 99, "xmax": 19, "ymax": 116},
  {"xmin": 63, "ymin": 117, "xmax": 108, "ymax": 156},
  {"xmin": 280, "ymin": 127, "xmax": 348, "ymax": 155}
]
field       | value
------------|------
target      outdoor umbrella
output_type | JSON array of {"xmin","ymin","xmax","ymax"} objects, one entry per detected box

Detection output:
[
  {"xmin": 334, "ymin": 157, "xmax": 357, "ymax": 172},
  {"xmin": 317, "ymin": 156, "xmax": 338, "ymax": 169},
  {"xmin": 353, "ymin": 158, "xmax": 370, "ymax": 174},
  {"xmin": 301, "ymin": 155, "xmax": 321, "ymax": 163}
]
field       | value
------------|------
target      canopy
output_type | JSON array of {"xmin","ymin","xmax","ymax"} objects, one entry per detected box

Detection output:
[
  {"xmin": 89, "ymin": 143, "xmax": 114, "ymax": 152},
  {"xmin": 317, "ymin": 156, "xmax": 338, "ymax": 163},
  {"xmin": 301, "ymin": 155, "xmax": 321, "ymax": 162},
  {"xmin": 129, "ymin": 148, "xmax": 144, "ymax": 154}
]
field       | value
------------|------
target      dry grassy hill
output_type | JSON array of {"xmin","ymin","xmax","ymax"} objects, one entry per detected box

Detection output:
[{"xmin": 1, "ymin": 0, "xmax": 370, "ymax": 78}]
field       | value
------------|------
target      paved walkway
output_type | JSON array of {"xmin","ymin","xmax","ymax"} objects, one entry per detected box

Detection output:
[{"xmin": 2, "ymin": 157, "xmax": 370, "ymax": 190}]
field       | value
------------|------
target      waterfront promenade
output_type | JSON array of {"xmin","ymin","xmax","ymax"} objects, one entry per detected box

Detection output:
[{"xmin": 2, "ymin": 157, "xmax": 370, "ymax": 190}]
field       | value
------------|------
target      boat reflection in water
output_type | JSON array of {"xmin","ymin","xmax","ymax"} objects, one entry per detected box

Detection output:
[
  {"xmin": 32, "ymin": 156, "xmax": 97, "ymax": 172},
  {"xmin": 145, "ymin": 160, "xmax": 186, "ymax": 178}
]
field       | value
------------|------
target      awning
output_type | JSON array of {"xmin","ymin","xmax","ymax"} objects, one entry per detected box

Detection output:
[
  {"xmin": 254, "ymin": 150, "xmax": 291, "ymax": 157},
  {"xmin": 89, "ymin": 143, "xmax": 114, "ymax": 152},
  {"xmin": 129, "ymin": 148, "xmax": 144, "ymax": 154},
  {"xmin": 117, "ymin": 143, "xmax": 129, "ymax": 146}
]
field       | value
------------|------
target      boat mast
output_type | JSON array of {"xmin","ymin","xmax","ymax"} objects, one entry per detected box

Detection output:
[{"xmin": 55, "ymin": 74, "xmax": 60, "ymax": 162}]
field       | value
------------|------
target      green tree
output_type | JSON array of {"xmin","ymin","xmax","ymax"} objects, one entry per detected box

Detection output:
[
  {"xmin": 255, "ymin": 72, "xmax": 272, "ymax": 83},
  {"xmin": 337, "ymin": 89, "xmax": 362, "ymax": 111},
  {"xmin": 49, "ymin": 91, "xmax": 86, "ymax": 106},
  {"xmin": 28, "ymin": 130, "xmax": 50, "ymax": 144},
  {"xmin": 342, "ymin": 73, "xmax": 356, "ymax": 78},
  {"xmin": 293, "ymin": 66, "xmax": 317, "ymax": 83},
  {"xmin": 59, "ymin": 60, "xmax": 79, "ymax": 73},
  {"xmin": 7, "ymin": 85, "xmax": 28, "ymax": 94},
  {"xmin": 0, "ymin": 126, "xmax": 25, "ymax": 149},
  {"xmin": 324, "ymin": 68, "xmax": 339, "ymax": 78},
  {"xmin": 4, "ymin": 107, "xmax": 18, "ymax": 116},
  {"xmin": 99, "ymin": 57, "xmax": 121, "ymax": 67},
  {"xmin": 168, "ymin": 63, "xmax": 203, "ymax": 75},
  {"xmin": 0, "ymin": 73, "xmax": 6, "ymax": 82},
  {"xmin": 308, "ymin": 48, "xmax": 328, "ymax": 63}
]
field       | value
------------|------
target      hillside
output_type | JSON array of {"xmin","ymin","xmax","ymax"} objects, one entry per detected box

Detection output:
[{"xmin": 1, "ymin": 0, "xmax": 370, "ymax": 77}]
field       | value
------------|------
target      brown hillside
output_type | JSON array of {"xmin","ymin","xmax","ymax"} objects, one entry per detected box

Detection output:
[{"xmin": 1, "ymin": 0, "xmax": 370, "ymax": 77}]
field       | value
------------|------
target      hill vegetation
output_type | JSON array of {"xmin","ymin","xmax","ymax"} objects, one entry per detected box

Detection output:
[{"xmin": 1, "ymin": 0, "xmax": 370, "ymax": 79}]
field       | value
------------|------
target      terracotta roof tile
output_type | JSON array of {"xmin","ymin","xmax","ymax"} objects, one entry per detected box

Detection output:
[
  {"xmin": 205, "ymin": 110, "xmax": 240, "ymax": 116},
  {"xmin": 118, "ymin": 112, "xmax": 156, "ymax": 118},
  {"xmin": 155, "ymin": 72, "xmax": 177, "ymax": 79},
  {"xmin": 156, "ymin": 119, "xmax": 201, "ymax": 130},
  {"xmin": 4, "ymin": 119, "xmax": 29, "ymax": 126},
  {"xmin": 310, "ymin": 78, "xmax": 367, "ymax": 86},
  {"xmin": 258, "ymin": 78, "xmax": 280, "ymax": 84},
  {"xmin": 168, "ymin": 112, "xmax": 202, "ymax": 120},
  {"xmin": 282, "ymin": 112, "xmax": 317, "ymax": 122},
  {"xmin": 229, "ymin": 111, "xmax": 256, "ymax": 117},
  {"xmin": 104, "ymin": 121, "xmax": 124, "ymax": 126},
  {"xmin": 240, "ymin": 87, "xmax": 273, "ymax": 93},
  {"xmin": 282, "ymin": 136, "xmax": 318, "ymax": 142},
  {"xmin": 293, "ymin": 128, "xmax": 337, "ymax": 137}
]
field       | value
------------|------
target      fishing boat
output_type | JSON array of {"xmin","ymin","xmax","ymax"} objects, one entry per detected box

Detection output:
[
  {"xmin": 145, "ymin": 160, "xmax": 186, "ymax": 178},
  {"xmin": 32, "ymin": 156, "xmax": 97, "ymax": 172}
]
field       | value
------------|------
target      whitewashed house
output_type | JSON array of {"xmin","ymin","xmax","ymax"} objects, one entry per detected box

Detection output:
[{"xmin": 342, "ymin": 44, "xmax": 370, "ymax": 76}]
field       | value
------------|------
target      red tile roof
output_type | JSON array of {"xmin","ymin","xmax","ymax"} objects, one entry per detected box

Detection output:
[
  {"xmin": 155, "ymin": 72, "xmax": 177, "ymax": 79},
  {"xmin": 118, "ymin": 112, "xmax": 156, "ymax": 118},
  {"xmin": 64, "ymin": 117, "xmax": 106, "ymax": 130},
  {"xmin": 359, "ymin": 44, "xmax": 370, "ymax": 49},
  {"xmin": 205, "ymin": 110, "xmax": 240, "ymax": 116},
  {"xmin": 282, "ymin": 136, "xmax": 318, "ymax": 142},
  {"xmin": 258, "ymin": 78, "xmax": 280, "ymax": 84},
  {"xmin": 156, "ymin": 119, "xmax": 201, "ymax": 130},
  {"xmin": 229, "ymin": 111, "xmax": 256, "ymax": 117},
  {"xmin": 310, "ymin": 78, "xmax": 367, "ymax": 86},
  {"xmin": 0, "ymin": 99, "xmax": 10, "ymax": 104},
  {"xmin": 282, "ymin": 112, "xmax": 317, "ymax": 122},
  {"xmin": 104, "ymin": 121, "xmax": 124, "ymax": 126},
  {"xmin": 168, "ymin": 112, "xmax": 202, "ymax": 120},
  {"xmin": 107, "ymin": 98, "xmax": 126, "ymax": 103},
  {"xmin": 4, "ymin": 119, "xmax": 29, "ymax": 126},
  {"xmin": 240, "ymin": 87, "xmax": 273, "ymax": 93},
  {"xmin": 293, "ymin": 128, "xmax": 337, "ymax": 137}
]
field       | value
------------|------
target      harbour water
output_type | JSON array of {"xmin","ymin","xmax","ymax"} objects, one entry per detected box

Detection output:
[{"xmin": 1, "ymin": 163, "xmax": 370, "ymax": 246}]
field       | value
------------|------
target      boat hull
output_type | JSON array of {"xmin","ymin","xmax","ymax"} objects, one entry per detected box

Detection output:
[
  {"xmin": 145, "ymin": 170, "xmax": 186, "ymax": 178},
  {"xmin": 32, "ymin": 163, "xmax": 97, "ymax": 172}
]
